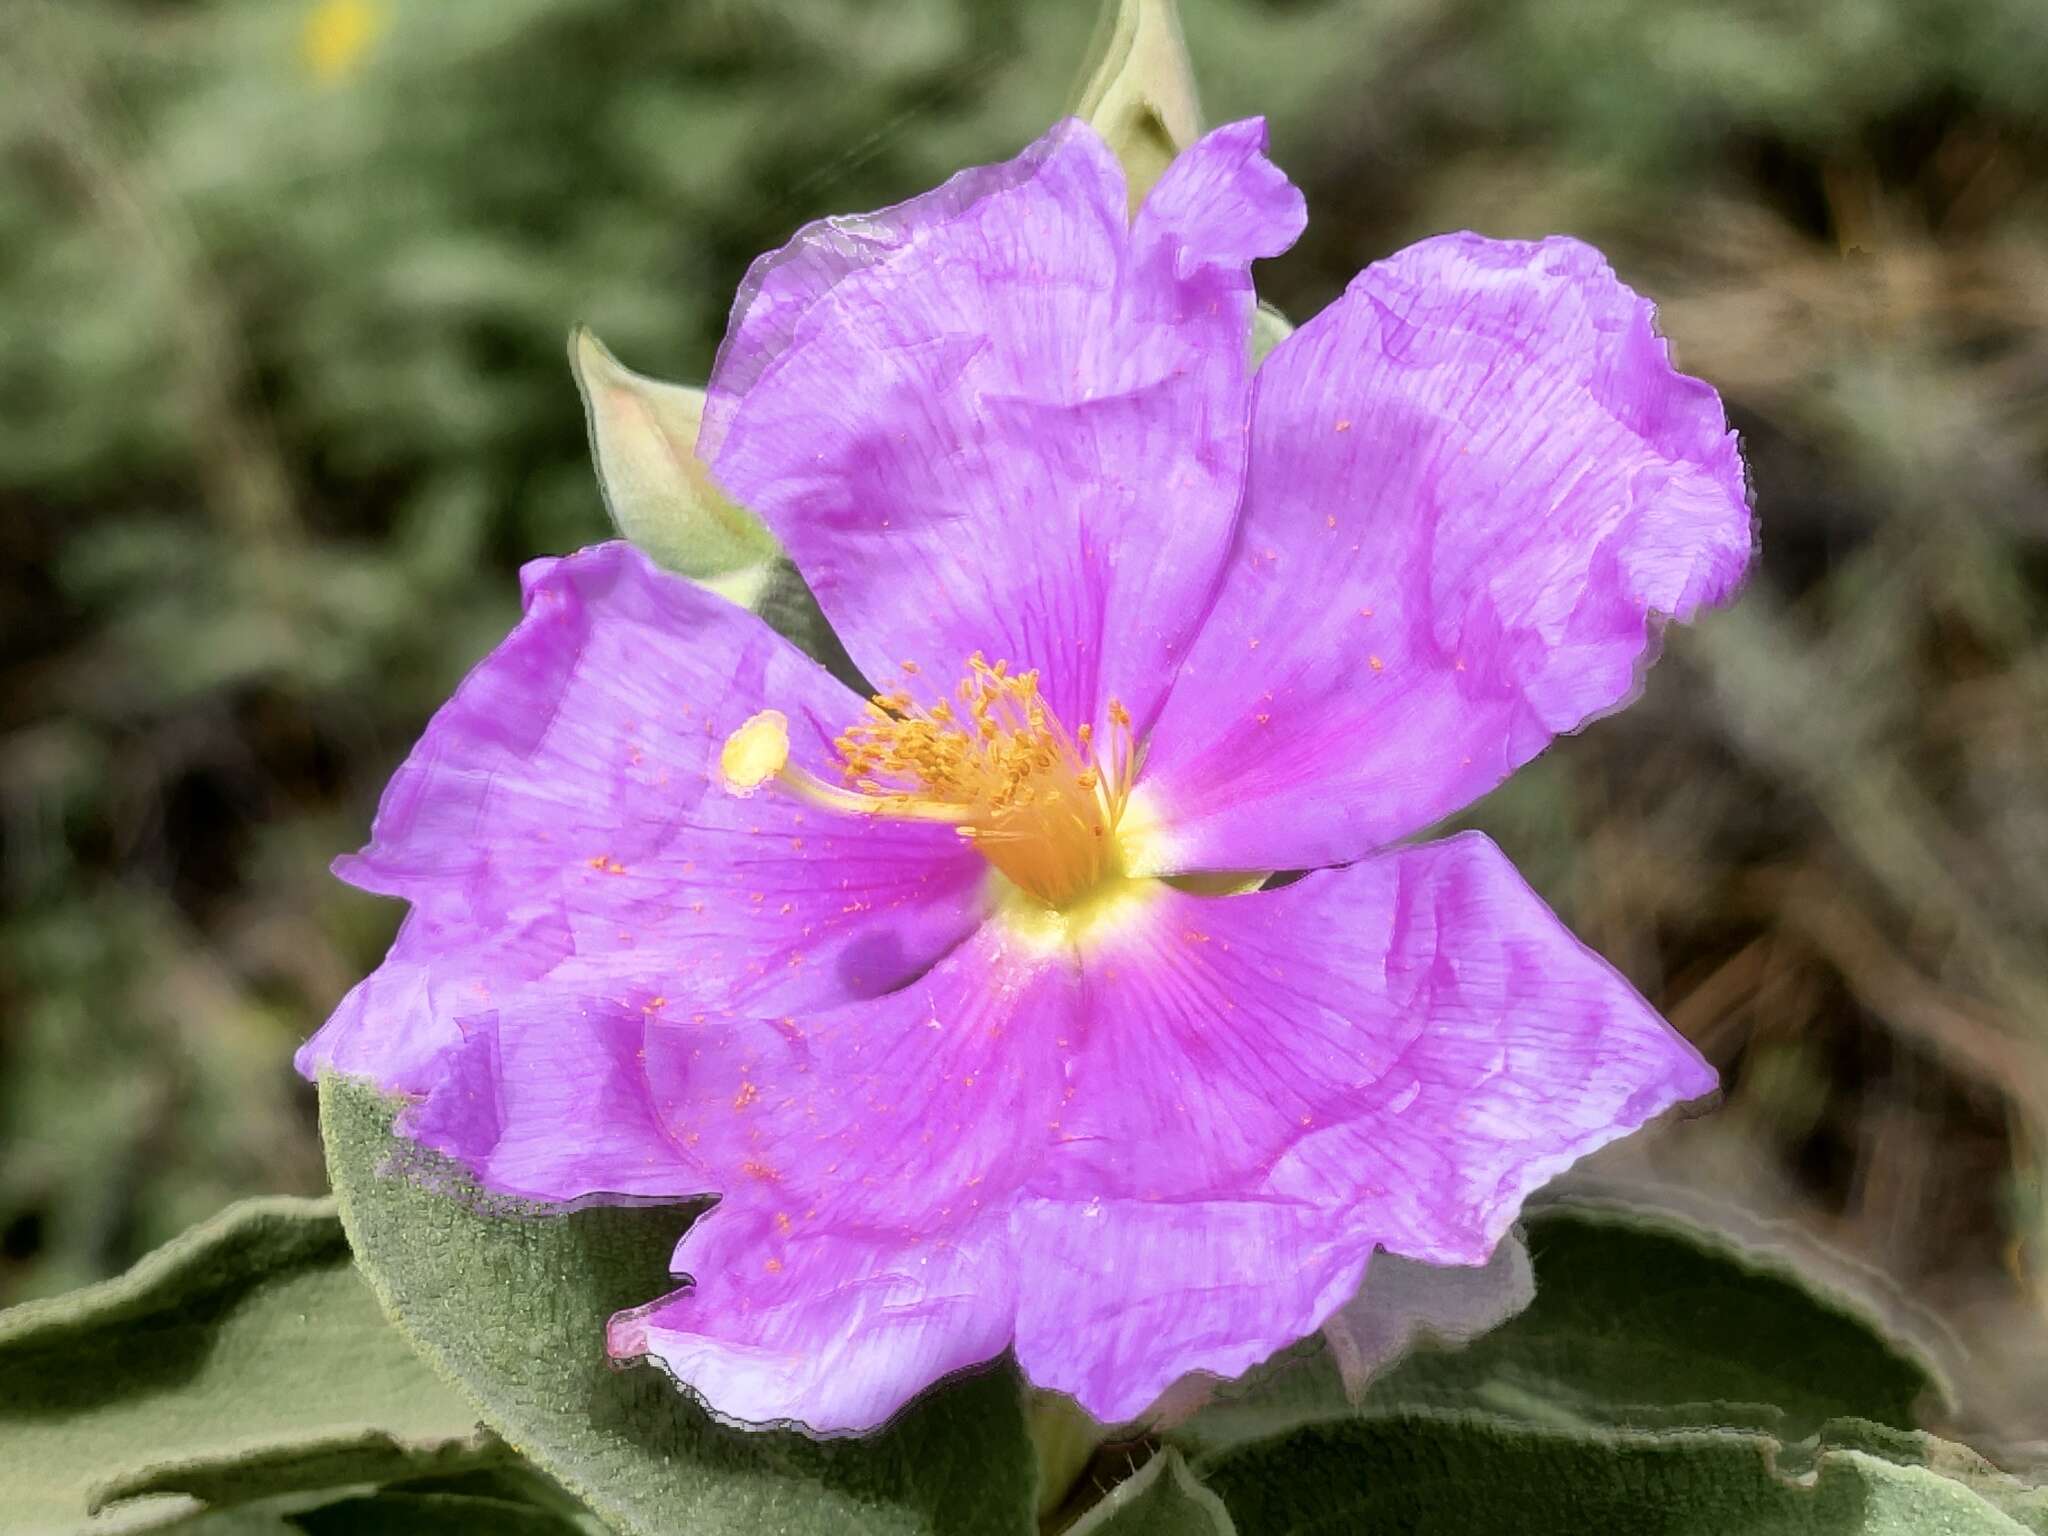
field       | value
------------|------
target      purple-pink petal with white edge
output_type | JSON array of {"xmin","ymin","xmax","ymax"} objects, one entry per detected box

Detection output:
[
  {"xmin": 1006, "ymin": 831, "xmax": 1714, "ymax": 1419},
  {"xmin": 699, "ymin": 117, "xmax": 1303, "ymax": 738},
  {"xmin": 608, "ymin": 920, "xmax": 1080, "ymax": 1432},
  {"xmin": 1127, "ymin": 233, "xmax": 1753, "ymax": 875},
  {"xmin": 296, "ymin": 542, "xmax": 991, "ymax": 1199},
  {"xmin": 609, "ymin": 1208, "xmax": 1015, "ymax": 1436}
]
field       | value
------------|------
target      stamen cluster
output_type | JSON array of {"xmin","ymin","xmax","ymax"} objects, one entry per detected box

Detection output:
[
  {"xmin": 719, "ymin": 655, "xmax": 1134, "ymax": 910},
  {"xmin": 835, "ymin": 657, "xmax": 1133, "ymax": 908}
]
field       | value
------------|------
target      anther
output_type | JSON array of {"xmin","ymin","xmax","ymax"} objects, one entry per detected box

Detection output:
[
  {"xmin": 718, "ymin": 664, "xmax": 1139, "ymax": 909},
  {"xmin": 720, "ymin": 710, "xmax": 791, "ymax": 795}
]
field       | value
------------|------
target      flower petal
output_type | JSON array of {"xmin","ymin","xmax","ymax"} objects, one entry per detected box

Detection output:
[
  {"xmin": 306, "ymin": 904, "xmax": 571, "ymax": 1095},
  {"xmin": 1260, "ymin": 845, "xmax": 1717, "ymax": 1266},
  {"xmin": 1010, "ymin": 1197, "xmax": 1367, "ymax": 1424},
  {"xmin": 1011, "ymin": 831, "xmax": 1712, "ymax": 1415},
  {"xmin": 642, "ymin": 920, "xmax": 1077, "ymax": 1230},
  {"xmin": 399, "ymin": 996, "xmax": 699, "ymax": 1204},
  {"xmin": 296, "ymin": 542, "xmax": 990, "ymax": 1197},
  {"xmin": 609, "ymin": 1209, "xmax": 1015, "ymax": 1434},
  {"xmin": 610, "ymin": 921, "xmax": 1078, "ymax": 1432},
  {"xmin": 607, "ymin": 830, "xmax": 1700, "ymax": 1429},
  {"xmin": 701, "ymin": 118, "xmax": 1303, "ymax": 735},
  {"xmin": 1128, "ymin": 234, "xmax": 1753, "ymax": 874}
]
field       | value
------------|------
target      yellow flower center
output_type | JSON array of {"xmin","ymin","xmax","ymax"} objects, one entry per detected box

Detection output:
[{"xmin": 719, "ymin": 656, "xmax": 1136, "ymax": 910}]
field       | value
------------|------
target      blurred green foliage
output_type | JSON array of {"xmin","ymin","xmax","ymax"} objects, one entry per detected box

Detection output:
[{"xmin": 2, "ymin": 0, "xmax": 2046, "ymax": 1463}]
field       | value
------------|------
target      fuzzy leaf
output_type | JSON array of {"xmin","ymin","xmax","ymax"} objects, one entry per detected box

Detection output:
[
  {"xmin": 1363, "ymin": 1202, "xmax": 1944, "ymax": 1435},
  {"xmin": 0, "ymin": 1197, "xmax": 485, "ymax": 1535},
  {"xmin": 1072, "ymin": 0, "xmax": 1201, "ymax": 211},
  {"xmin": 569, "ymin": 327, "xmax": 779, "ymax": 602},
  {"xmin": 317, "ymin": 1074, "xmax": 1037, "ymax": 1536},
  {"xmin": 288, "ymin": 1490, "xmax": 597, "ymax": 1535},
  {"xmin": 1172, "ymin": 1202, "xmax": 1941, "ymax": 1459},
  {"xmin": 1067, "ymin": 1450, "xmax": 1234, "ymax": 1536},
  {"xmin": 1198, "ymin": 1413, "xmax": 2039, "ymax": 1535},
  {"xmin": 99, "ymin": 1432, "xmax": 508, "ymax": 1515}
]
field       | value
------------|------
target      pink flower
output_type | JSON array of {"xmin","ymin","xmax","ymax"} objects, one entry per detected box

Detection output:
[{"xmin": 300, "ymin": 118, "xmax": 1751, "ymax": 1433}]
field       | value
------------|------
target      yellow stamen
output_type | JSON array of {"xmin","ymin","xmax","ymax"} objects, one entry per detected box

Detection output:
[
  {"xmin": 718, "ymin": 655, "xmax": 1138, "ymax": 910},
  {"xmin": 719, "ymin": 709, "xmax": 792, "ymax": 794}
]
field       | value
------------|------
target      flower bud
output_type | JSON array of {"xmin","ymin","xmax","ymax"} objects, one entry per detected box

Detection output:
[
  {"xmin": 569, "ymin": 327, "xmax": 779, "ymax": 607},
  {"xmin": 1073, "ymin": 0, "xmax": 1202, "ymax": 213}
]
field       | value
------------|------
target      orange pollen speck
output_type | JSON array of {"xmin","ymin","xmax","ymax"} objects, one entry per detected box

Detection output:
[{"xmin": 716, "ymin": 653, "xmax": 1136, "ymax": 910}]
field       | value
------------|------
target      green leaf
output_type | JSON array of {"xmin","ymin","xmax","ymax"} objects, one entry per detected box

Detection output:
[
  {"xmin": 568, "ymin": 327, "xmax": 779, "ymax": 603},
  {"xmin": 1028, "ymin": 1388, "xmax": 1108, "ymax": 1523},
  {"xmin": 1066, "ymin": 1450, "xmax": 1234, "ymax": 1536},
  {"xmin": 0, "ymin": 1197, "xmax": 487, "ymax": 1535},
  {"xmin": 1173, "ymin": 1202, "xmax": 1943, "ymax": 1461},
  {"xmin": 317, "ymin": 1074, "xmax": 1037, "ymax": 1536},
  {"xmin": 1168, "ymin": 1229, "xmax": 1535, "ymax": 1457},
  {"xmin": 1362, "ymin": 1202, "xmax": 1944, "ymax": 1436},
  {"xmin": 125, "ymin": 1468, "xmax": 609, "ymax": 1536},
  {"xmin": 1845, "ymin": 1451, "xmax": 2044, "ymax": 1536},
  {"xmin": 1197, "ymin": 1412, "xmax": 2038, "ymax": 1536},
  {"xmin": 1823, "ymin": 1423, "xmax": 2048, "ymax": 1535},
  {"xmin": 1071, "ymin": 0, "xmax": 1201, "ymax": 212},
  {"xmin": 98, "ymin": 1430, "xmax": 508, "ymax": 1517},
  {"xmin": 123, "ymin": 1465, "xmax": 607, "ymax": 1536},
  {"xmin": 288, "ymin": 1490, "xmax": 596, "ymax": 1536}
]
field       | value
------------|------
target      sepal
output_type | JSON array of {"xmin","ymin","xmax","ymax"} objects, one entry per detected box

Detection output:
[
  {"xmin": 569, "ymin": 327, "xmax": 778, "ymax": 605},
  {"xmin": 1072, "ymin": 0, "xmax": 1202, "ymax": 212}
]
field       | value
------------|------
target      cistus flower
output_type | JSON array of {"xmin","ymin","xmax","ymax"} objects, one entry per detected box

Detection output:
[{"xmin": 299, "ymin": 117, "xmax": 1752, "ymax": 1433}]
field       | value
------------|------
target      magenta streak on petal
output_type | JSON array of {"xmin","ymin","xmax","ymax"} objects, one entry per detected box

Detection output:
[
  {"xmin": 296, "ymin": 542, "xmax": 990, "ymax": 1201},
  {"xmin": 700, "ymin": 117, "xmax": 1303, "ymax": 740},
  {"xmin": 1006, "ymin": 832, "xmax": 1714, "ymax": 1421},
  {"xmin": 1129, "ymin": 233, "xmax": 1754, "ymax": 876}
]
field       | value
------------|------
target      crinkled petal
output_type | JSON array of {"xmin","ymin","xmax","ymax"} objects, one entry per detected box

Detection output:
[
  {"xmin": 400, "ymin": 996, "xmax": 697, "ymax": 1204},
  {"xmin": 1128, "ymin": 234, "xmax": 1753, "ymax": 874},
  {"xmin": 1011, "ymin": 1197, "xmax": 1367, "ymax": 1423},
  {"xmin": 612, "ymin": 832, "xmax": 1707, "ymax": 1430},
  {"xmin": 1009, "ymin": 832, "xmax": 1712, "ymax": 1415},
  {"xmin": 701, "ymin": 118, "xmax": 1303, "ymax": 736},
  {"xmin": 1318, "ymin": 1232, "xmax": 1535, "ymax": 1402},
  {"xmin": 306, "ymin": 904, "xmax": 571, "ymax": 1093},
  {"xmin": 609, "ymin": 921, "xmax": 1078, "ymax": 1431},
  {"xmin": 1260, "ymin": 841, "xmax": 1716, "ymax": 1265},
  {"xmin": 638, "ymin": 918, "xmax": 1077, "ymax": 1232},
  {"xmin": 296, "ymin": 543, "xmax": 989, "ymax": 1199},
  {"xmin": 609, "ymin": 1209, "xmax": 1014, "ymax": 1434}
]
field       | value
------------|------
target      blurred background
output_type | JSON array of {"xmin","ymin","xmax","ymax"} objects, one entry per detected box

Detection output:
[{"xmin": 3, "ymin": 0, "xmax": 2045, "ymax": 1451}]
